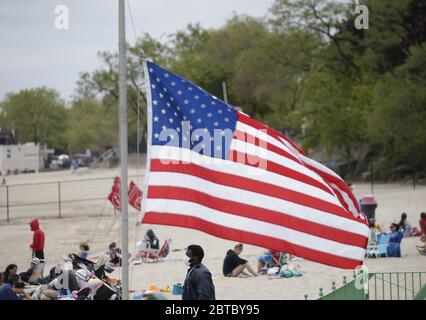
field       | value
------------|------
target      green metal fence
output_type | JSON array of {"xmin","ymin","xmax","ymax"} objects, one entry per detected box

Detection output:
[
  {"xmin": 368, "ymin": 272, "xmax": 426, "ymax": 300},
  {"xmin": 306, "ymin": 271, "xmax": 426, "ymax": 300}
]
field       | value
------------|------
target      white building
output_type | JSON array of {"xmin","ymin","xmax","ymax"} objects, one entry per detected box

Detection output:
[{"xmin": 0, "ymin": 143, "xmax": 41, "ymax": 174}]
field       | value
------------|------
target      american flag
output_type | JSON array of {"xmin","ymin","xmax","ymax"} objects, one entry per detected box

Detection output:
[{"xmin": 141, "ymin": 60, "xmax": 370, "ymax": 269}]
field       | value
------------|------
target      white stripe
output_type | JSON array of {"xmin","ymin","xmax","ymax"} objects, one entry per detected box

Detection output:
[
  {"xmin": 236, "ymin": 121, "xmax": 296, "ymax": 157},
  {"xmin": 235, "ymin": 122, "xmax": 337, "ymax": 193},
  {"xmin": 231, "ymin": 139, "xmax": 338, "ymax": 204},
  {"xmin": 147, "ymin": 169, "xmax": 370, "ymax": 237},
  {"xmin": 330, "ymin": 183, "xmax": 359, "ymax": 217},
  {"xmin": 146, "ymin": 198, "xmax": 365, "ymax": 260}
]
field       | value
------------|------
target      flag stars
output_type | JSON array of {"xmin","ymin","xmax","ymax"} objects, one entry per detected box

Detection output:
[
  {"xmin": 190, "ymin": 108, "xmax": 196, "ymax": 114},
  {"xmin": 214, "ymin": 122, "xmax": 219, "ymax": 127},
  {"xmin": 184, "ymin": 99, "xmax": 189, "ymax": 105},
  {"xmin": 151, "ymin": 84, "xmax": 156, "ymax": 89},
  {"xmin": 154, "ymin": 133, "xmax": 159, "ymax": 139},
  {"xmin": 164, "ymin": 73, "xmax": 169, "ymax": 78},
  {"xmin": 177, "ymin": 90, "xmax": 182, "ymax": 95},
  {"xmin": 224, "ymin": 117, "xmax": 229, "ymax": 122},
  {"xmin": 161, "ymin": 109, "xmax": 166, "ymax": 114},
  {"xmin": 207, "ymin": 112, "xmax": 212, "ymax": 118},
  {"xmin": 154, "ymin": 116, "xmax": 159, "ymax": 122},
  {"xmin": 218, "ymin": 109, "xmax": 223, "ymax": 114},
  {"xmin": 197, "ymin": 118, "xmax": 202, "ymax": 124},
  {"xmin": 171, "ymin": 81, "xmax": 176, "ymax": 86},
  {"xmin": 153, "ymin": 100, "xmax": 158, "ymax": 106},
  {"xmin": 194, "ymin": 95, "xmax": 199, "ymax": 100},
  {"xmin": 169, "ymin": 118, "xmax": 174, "ymax": 123},
  {"xmin": 201, "ymin": 104, "xmax": 206, "ymax": 109}
]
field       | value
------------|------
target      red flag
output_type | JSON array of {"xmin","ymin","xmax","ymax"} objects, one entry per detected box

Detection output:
[
  {"xmin": 128, "ymin": 180, "xmax": 143, "ymax": 211},
  {"xmin": 108, "ymin": 176, "xmax": 121, "ymax": 211}
]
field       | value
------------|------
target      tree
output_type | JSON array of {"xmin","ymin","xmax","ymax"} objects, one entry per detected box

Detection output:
[
  {"xmin": 66, "ymin": 99, "xmax": 116, "ymax": 153},
  {"xmin": 1, "ymin": 87, "xmax": 68, "ymax": 150}
]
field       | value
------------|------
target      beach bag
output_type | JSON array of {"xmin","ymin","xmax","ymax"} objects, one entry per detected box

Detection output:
[
  {"xmin": 290, "ymin": 269, "xmax": 303, "ymax": 277},
  {"xmin": 279, "ymin": 269, "xmax": 293, "ymax": 278}
]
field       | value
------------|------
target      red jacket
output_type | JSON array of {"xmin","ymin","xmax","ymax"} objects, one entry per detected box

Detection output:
[{"xmin": 30, "ymin": 219, "xmax": 45, "ymax": 252}]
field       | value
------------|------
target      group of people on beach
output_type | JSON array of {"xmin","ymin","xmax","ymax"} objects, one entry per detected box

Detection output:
[{"xmin": 367, "ymin": 211, "xmax": 426, "ymax": 257}]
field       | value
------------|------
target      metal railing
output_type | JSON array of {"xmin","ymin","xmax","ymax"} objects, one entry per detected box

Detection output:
[
  {"xmin": 306, "ymin": 271, "xmax": 426, "ymax": 300},
  {"xmin": 368, "ymin": 272, "xmax": 426, "ymax": 300},
  {"xmin": 0, "ymin": 174, "xmax": 142, "ymax": 222}
]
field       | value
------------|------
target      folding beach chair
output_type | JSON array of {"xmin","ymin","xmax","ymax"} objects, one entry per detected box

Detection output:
[{"xmin": 366, "ymin": 234, "xmax": 390, "ymax": 257}]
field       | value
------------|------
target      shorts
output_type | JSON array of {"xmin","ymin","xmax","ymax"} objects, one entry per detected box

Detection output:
[{"xmin": 258, "ymin": 254, "xmax": 273, "ymax": 263}]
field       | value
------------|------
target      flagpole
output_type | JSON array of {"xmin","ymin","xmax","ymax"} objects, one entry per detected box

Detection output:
[
  {"xmin": 118, "ymin": 0, "xmax": 129, "ymax": 300},
  {"xmin": 222, "ymin": 81, "xmax": 228, "ymax": 104}
]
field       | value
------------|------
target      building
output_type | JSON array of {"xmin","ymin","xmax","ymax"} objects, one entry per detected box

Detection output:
[{"xmin": 0, "ymin": 143, "xmax": 41, "ymax": 174}]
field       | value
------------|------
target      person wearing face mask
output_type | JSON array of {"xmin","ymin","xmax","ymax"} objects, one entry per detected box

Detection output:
[{"xmin": 182, "ymin": 244, "xmax": 215, "ymax": 300}]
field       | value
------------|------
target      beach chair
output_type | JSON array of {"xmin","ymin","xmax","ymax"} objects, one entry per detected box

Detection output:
[
  {"xmin": 366, "ymin": 234, "xmax": 390, "ymax": 257},
  {"xmin": 158, "ymin": 239, "xmax": 172, "ymax": 258},
  {"xmin": 387, "ymin": 231, "xmax": 403, "ymax": 257}
]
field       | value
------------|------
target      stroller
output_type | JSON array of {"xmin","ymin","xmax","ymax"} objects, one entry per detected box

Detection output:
[{"xmin": 68, "ymin": 253, "xmax": 120, "ymax": 300}]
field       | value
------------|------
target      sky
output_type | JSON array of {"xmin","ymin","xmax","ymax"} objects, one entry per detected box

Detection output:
[{"xmin": 0, "ymin": 0, "xmax": 275, "ymax": 102}]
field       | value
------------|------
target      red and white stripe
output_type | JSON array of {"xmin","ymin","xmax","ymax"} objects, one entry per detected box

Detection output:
[{"xmin": 142, "ymin": 112, "xmax": 369, "ymax": 269}]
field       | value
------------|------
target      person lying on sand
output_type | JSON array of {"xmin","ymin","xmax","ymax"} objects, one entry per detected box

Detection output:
[{"xmin": 223, "ymin": 243, "xmax": 257, "ymax": 278}]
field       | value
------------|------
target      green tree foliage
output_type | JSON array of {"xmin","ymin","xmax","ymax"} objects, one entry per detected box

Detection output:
[
  {"xmin": 66, "ymin": 99, "xmax": 116, "ymax": 153},
  {"xmin": 1, "ymin": 87, "xmax": 68, "ymax": 150}
]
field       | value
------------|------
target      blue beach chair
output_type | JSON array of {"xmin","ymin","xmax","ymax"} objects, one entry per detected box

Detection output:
[{"xmin": 366, "ymin": 234, "xmax": 390, "ymax": 257}]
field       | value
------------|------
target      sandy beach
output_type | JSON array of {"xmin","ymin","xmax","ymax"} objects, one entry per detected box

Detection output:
[{"xmin": 0, "ymin": 167, "xmax": 425, "ymax": 300}]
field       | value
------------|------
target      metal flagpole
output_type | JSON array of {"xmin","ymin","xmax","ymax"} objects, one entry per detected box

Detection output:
[
  {"xmin": 118, "ymin": 0, "xmax": 129, "ymax": 300},
  {"xmin": 222, "ymin": 81, "xmax": 228, "ymax": 104}
]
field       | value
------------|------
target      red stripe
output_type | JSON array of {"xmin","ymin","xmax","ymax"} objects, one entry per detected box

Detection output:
[
  {"xmin": 148, "ymin": 186, "xmax": 368, "ymax": 247},
  {"xmin": 304, "ymin": 162, "xmax": 361, "ymax": 214},
  {"xmin": 233, "ymin": 129, "xmax": 301, "ymax": 164},
  {"xmin": 142, "ymin": 212, "xmax": 364, "ymax": 269},
  {"xmin": 229, "ymin": 149, "xmax": 334, "ymax": 196},
  {"xmin": 150, "ymin": 159, "xmax": 357, "ymax": 221},
  {"xmin": 238, "ymin": 112, "xmax": 361, "ymax": 215},
  {"xmin": 237, "ymin": 112, "xmax": 305, "ymax": 155}
]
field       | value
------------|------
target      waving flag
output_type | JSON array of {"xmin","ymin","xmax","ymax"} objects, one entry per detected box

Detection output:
[
  {"xmin": 108, "ymin": 176, "xmax": 121, "ymax": 211},
  {"xmin": 141, "ymin": 60, "xmax": 370, "ymax": 269},
  {"xmin": 128, "ymin": 180, "xmax": 143, "ymax": 211}
]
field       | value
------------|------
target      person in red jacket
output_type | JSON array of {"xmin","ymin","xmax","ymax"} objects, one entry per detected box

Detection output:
[{"xmin": 29, "ymin": 219, "xmax": 45, "ymax": 260}]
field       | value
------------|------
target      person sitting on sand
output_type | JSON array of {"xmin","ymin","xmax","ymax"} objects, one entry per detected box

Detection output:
[
  {"xmin": 107, "ymin": 242, "xmax": 122, "ymax": 266},
  {"xmin": 78, "ymin": 241, "xmax": 90, "ymax": 259},
  {"xmin": 0, "ymin": 280, "xmax": 31, "ymax": 300},
  {"xmin": 130, "ymin": 229, "xmax": 160, "ymax": 264},
  {"xmin": 257, "ymin": 250, "xmax": 285, "ymax": 274},
  {"xmin": 223, "ymin": 243, "xmax": 257, "ymax": 277},
  {"xmin": 397, "ymin": 213, "xmax": 413, "ymax": 237},
  {"xmin": 19, "ymin": 257, "xmax": 40, "ymax": 283},
  {"xmin": 0, "ymin": 264, "xmax": 19, "ymax": 285}
]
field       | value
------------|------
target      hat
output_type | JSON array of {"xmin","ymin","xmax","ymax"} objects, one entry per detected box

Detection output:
[{"xmin": 30, "ymin": 257, "xmax": 40, "ymax": 265}]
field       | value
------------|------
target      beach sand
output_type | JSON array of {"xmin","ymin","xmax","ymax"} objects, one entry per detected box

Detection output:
[{"xmin": 0, "ymin": 167, "xmax": 425, "ymax": 299}]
